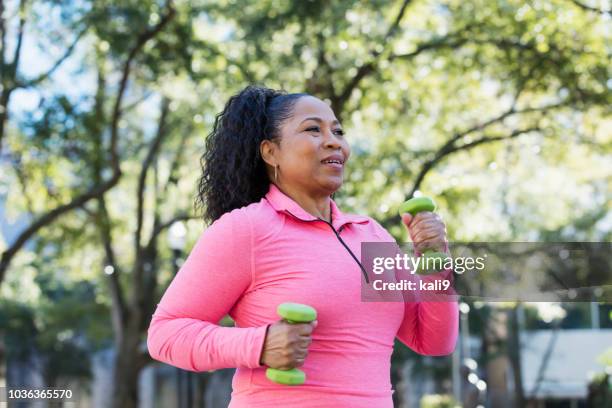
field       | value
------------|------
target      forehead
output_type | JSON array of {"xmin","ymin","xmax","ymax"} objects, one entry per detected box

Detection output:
[{"xmin": 290, "ymin": 96, "xmax": 339, "ymax": 124}]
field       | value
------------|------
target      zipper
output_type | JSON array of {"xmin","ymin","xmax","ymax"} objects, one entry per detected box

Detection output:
[{"xmin": 284, "ymin": 210, "xmax": 370, "ymax": 283}]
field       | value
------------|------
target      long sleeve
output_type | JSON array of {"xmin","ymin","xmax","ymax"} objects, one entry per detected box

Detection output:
[
  {"xmin": 371, "ymin": 220, "xmax": 459, "ymax": 356},
  {"xmin": 395, "ymin": 268, "xmax": 459, "ymax": 356},
  {"xmin": 147, "ymin": 209, "xmax": 268, "ymax": 372}
]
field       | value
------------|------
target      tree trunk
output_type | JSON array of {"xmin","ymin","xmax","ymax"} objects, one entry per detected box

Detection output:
[
  {"xmin": 194, "ymin": 372, "xmax": 208, "ymax": 408},
  {"xmin": 112, "ymin": 319, "xmax": 143, "ymax": 408},
  {"xmin": 0, "ymin": 89, "xmax": 11, "ymax": 152},
  {"xmin": 0, "ymin": 330, "xmax": 5, "ymax": 390},
  {"xmin": 508, "ymin": 305, "xmax": 525, "ymax": 407},
  {"xmin": 484, "ymin": 307, "xmax": 511, "ymax": 408}
]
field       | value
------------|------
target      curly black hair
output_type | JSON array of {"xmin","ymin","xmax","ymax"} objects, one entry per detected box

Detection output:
[{"xmin": 196, "ymin": 85, "xmax": 310, "ymax": 223}]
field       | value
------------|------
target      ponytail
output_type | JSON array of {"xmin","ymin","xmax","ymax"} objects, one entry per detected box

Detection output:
[{"xmin": 196, "ymin": 85, "xmax": 308, "ymax": 222}]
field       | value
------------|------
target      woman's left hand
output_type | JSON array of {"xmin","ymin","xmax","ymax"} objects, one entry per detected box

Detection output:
[{"xmin": 400, "ymin": 211, "xmax": 448, "ymax": 254}]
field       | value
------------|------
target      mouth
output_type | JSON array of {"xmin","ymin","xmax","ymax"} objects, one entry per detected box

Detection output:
[{"xmin": 321, "ymin": 158, "xmax": 344, "ymax": 170}]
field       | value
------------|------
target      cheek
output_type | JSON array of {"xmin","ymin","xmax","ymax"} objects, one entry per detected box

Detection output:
[
  {"xmin": 342, "ymin": 140, "xmax": 351, "ymax": 160},
  {"xmin": 283, "ymin": 139, "xmax": 317, "ymax": 167}
]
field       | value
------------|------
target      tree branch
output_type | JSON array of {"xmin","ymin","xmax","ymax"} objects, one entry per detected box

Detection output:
[
  {"xmin": 137, "ymin": 349, "xmax": 154, "ymax": 371},
  {"xmin": 382, "ymin": 0, "xmax": 412, "ymax": 44},
  {"xmin": 0, "ymin": 2, "xmax": 176, "ymax": 285},
  {"xmin": 408, "ymin": 123, "xmax": 544, "ymax": 198},
  {"xmin": 109, "ymin": 3, "xmax": 176, "ymax": 172},
  {"xmin": 160, "ymin": 124, "xmax": 190, "ymax": 199},
  {"xmin": 0, "ymin": 0, "xmax": 25, "ymax": 150},
  {"xmin": 15, "ymin": 27, "xmax": 87, "ymax": 89},
  {"xmin": 145, "ymin": 213, "xmax": 200, "ymax": 254},
  {"xmin": 133, "ymin": 99, "xmax": 170, "ymax": 306},
  {"xmin": 193, "ymin": 39, "xmax": 256, "ymax": 83},
  {"xmin": 376, "ymin": 80, "xmax": 572, "ymax": 233},
  {"xmin": 381, "ymin": 127, "xmax": 540, "ymax": 230},
  {"xmin": 334, "ymin": 27, "xmax": 473, "ymax": 116},
  {"xmin": 141, "ymin": 160, "xmax": 163, "ymax": 325},
  {"xmin": 305, "ymin": 30, "xmax": 337, "ymax": 98},
  {"xmin": 0, "ymin": 88, "xmax": 10, "ymax": 151},
  {"xmin": 408, "ymin": 92, "xmax": 566, "ymax": 194},
  {"xmin": 13, "ymin": 158, "xmax": 35, "ymax": 215},
  {"xmin": 140, "ymin": 124, "xmax": 192, "ymax": 312},
  {"xmin": 528, "ymin": 318, "xmax": 562, "ymax": 403},
  {"xmin": 139, "ymin": 212, "xmax": 198, "ymax": 317},
  {"xmin": 135, "ymin": 98, "xmax": 170, "ymax": 255},
  {"xmin": 389, "ymin": 35, "xmax": 469, "ymax": 61},
  {"xmin": 333, "ymin": 0, "xmax": 413, "ymax": 114},
  {"xmin": 570, "ymin": 0, "xmax": 611, "ymax": 15},
  {"xmin": 119, "ymin": 90, "xmax": 154, "ymax": 115},
  {"xmin": 448, "ymin": 126, "xmax": 540, "ymax": 155},
  {"xmin": 0, "ymin": 171, "xmax": 122, "ymax": 284},
  {"xmin": 10, "ymin": 0, "xmax": 26, "ymax": 83},
  {"xmin": 95, "ymin": 195, "xmax": 128, "ymax": 336},
  {"xmin": 1, "ymin": 23, "xmax": 85, "ymax": 151},
  {"xmin": 1, "ymin": 0, "xmax": 7, "ymax": 75}
]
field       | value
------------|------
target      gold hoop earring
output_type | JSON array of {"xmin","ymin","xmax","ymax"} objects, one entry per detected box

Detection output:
[{"xmin": 274, "ymin": 165, "xmax": 278, "ymax": 182}]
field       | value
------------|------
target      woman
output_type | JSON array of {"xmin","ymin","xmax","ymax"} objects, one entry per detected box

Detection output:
[{"xmin": 147, "ymin": 85, "xmax": 458, "ymax": 407}]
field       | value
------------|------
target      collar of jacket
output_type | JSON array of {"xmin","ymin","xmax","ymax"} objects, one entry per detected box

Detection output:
[{"xmin": 264, "ymin": 183, "xmax": 370, "ymax": 231}]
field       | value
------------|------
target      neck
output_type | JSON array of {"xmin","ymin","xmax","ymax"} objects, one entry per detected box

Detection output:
[{"xmin": 274, "ymin": 183, "xmax": 332, "ymax": 222}]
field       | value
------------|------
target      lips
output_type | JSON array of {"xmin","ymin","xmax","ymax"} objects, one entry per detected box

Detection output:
[
  {"xmin": 321, "ymin": 154, "xmax": 345, "ymax": 166},
  {"xmin": 321, "ymin": 154, "xmax": 344, "ymax": 171}
]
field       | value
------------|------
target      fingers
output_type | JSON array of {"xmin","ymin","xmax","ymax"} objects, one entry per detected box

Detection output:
[
  {"xmin": 411, "ymin": 221, "xmax": 445, "ymax": 238},
  {"xmin": 406, "ymin": 212, "xmax": 447, "ymax": 247},
  {"xmin": 293, "ymin": 356, "xmax": 307, "ymax": 368},
  {"xmin": 410, "ymin": 212, "xmax": 443, "ymax": 231},
  {"xmin": 414, "ymin": 240, "xmax": 447, "ymax": 254},
  {"xmin": 297, "ymin": 335, "xmax": 313, "ymax": 348},
  {"xmin": 292, "ymin": 321, "xmax": 315, "ymax": 336},
  {"xmin": 279, "ymin": 336, "xmax": 311, "ymax": 369},
  {"xmin": 264, "ymin": 320, "xmax": 316, "ymax": 370},
  {"xmin": 400, "ymin": 213, "xmax": 413, "ymax": 227},
  {"xmin": 412, "ymin": 226, "xmax": 446, "ymax": 245},
  {"xmin": 290, "ymin": 323, "xmax": 314, "ymax": 368}
]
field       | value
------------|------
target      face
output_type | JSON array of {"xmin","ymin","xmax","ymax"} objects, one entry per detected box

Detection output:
[{"xmin": 261, "ymin": 96, "xmax": 351, "ymax": 196}]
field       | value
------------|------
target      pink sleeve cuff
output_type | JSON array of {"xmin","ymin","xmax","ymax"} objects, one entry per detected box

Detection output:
[{"xmin": 248, "ymin": 324, "xmax": 270, "ymax": 368}]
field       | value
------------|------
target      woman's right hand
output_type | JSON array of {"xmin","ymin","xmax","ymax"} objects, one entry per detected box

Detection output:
[{"xmin": 260, "ymin": 320, "xmax": 317, "ymax": 370}]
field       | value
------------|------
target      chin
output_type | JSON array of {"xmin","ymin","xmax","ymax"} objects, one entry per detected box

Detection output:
[{"xmin": 322, "ymin": 179, "xmax": 343, "ymax": 194}]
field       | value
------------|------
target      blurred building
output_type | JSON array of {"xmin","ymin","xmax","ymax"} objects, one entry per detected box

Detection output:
[
  {"xmin": 521, "ymin": 328, "xmax": 612, "ymax": 407},
  {"xmin": 460, "ymin": 303, "xmax": 612, "ymax": 408}
]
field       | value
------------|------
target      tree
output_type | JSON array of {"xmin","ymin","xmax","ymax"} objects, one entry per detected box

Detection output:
[
  {"xmin": 1, "ymin": 1, "xmax": 182, "ymax": 406},
  {"xmin": 1, "ymin": 1, "xmax": 609, "ymax": 407},
  {"xmin": 0, "ymin": 0, "xmax": 175, "ymax": 284}
]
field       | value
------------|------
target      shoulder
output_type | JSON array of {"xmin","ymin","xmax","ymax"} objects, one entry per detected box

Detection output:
[
  {"xmin": 208, "ymin": 196, "xmax": 283, "ymax": 240},
  {"xmin": 355, "ymin": 215, "xmax": 397, "ymax": 243}
]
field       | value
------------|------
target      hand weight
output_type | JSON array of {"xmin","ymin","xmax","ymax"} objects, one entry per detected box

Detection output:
[
  {"xmin": 398, "ymin": 196, "xmax": 448, "ymax": 274},
  {"xmin": 265, "ymin": 303, "xmax": 317, "ymax": 385}
]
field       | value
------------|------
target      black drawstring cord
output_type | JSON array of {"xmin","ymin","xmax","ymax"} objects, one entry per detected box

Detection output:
[{"xmin": 284, "ymin": 210, "xmax": 370, "ymax": 284}]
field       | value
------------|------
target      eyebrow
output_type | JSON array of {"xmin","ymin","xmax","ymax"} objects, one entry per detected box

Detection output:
[{"xmin": 299, "ymin": 117, "xmax": 342, "ymax": 126}]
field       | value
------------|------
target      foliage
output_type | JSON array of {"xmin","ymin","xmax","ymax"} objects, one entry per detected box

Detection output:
[
  {"xmin": 0, "ymin": 0, "xmax": 610, "ymax": 405},
  {"xmin": 420, "ymin": 393, "xmax": 460, "ymax": 408}
]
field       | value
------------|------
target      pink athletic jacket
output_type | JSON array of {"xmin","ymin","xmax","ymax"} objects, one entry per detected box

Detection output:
[{"xmin": 147, "ymin": 184, "xmax": 458, "ymax": 407}]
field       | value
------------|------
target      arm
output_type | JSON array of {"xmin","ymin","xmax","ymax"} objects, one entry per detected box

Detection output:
[
  {"xmin": 396, "ymin": 267, "xmax": 459, "ymax": 356},
  {"xmin": 147, "ymin": 210, "xmax": 268, "ymax": 372},
  {"xmin": 372, "ymin": 220, "xmax": 459, "ymax": 356}
]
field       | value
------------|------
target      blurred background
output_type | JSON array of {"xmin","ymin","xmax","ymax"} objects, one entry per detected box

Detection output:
[{"xmin": 0, "ymin": 0, "xmax": 610, "ymax": 407}]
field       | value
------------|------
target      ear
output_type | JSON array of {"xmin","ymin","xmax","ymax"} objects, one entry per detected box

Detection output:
[{"xmin": 259, "ymin": 139, "xmax": 278, "ymax": 167}]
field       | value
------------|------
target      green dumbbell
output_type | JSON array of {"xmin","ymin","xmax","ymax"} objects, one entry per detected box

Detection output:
[
  {"xmin": 398, "ymin": 196, "xmax": 448, "ymax": 274},
  {"xmin": 265, "ymin": 303, "xmax": 317, "ymax": 386}
]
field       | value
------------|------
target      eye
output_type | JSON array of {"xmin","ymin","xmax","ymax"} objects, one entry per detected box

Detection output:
[{"xmin": 305, "ymin": 126, "xmax": 345, "ymax": 136}]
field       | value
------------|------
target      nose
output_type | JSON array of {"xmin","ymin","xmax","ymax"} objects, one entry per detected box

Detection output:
[{"xmin": 323, "ymin": 130, "xmax": 342, "ymax": 149}]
